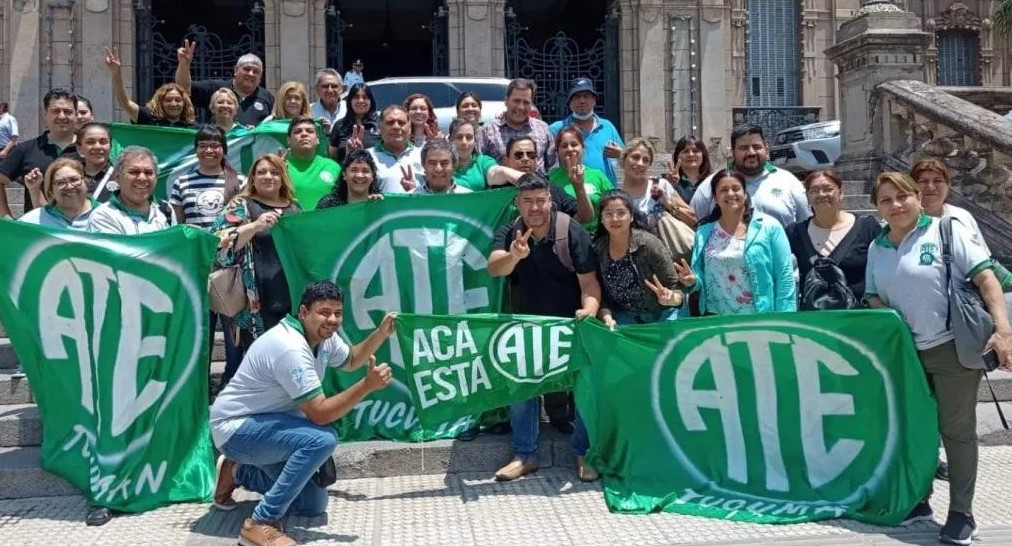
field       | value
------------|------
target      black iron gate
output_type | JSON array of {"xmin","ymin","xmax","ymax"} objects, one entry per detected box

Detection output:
[
  {"xmin": 134, "ymin": 0, "xmax": 265, "ymax": 103},
  {"xmin": 426, "ymin": 4, "xmax": 449, "ymax": 77},
  {"xmin": 325, "ymin": 1, "xmax": 351, "ymax": 72},
  {"xmin": 504, "ymin": 6, "xmax": 620, "ymax": 125}
]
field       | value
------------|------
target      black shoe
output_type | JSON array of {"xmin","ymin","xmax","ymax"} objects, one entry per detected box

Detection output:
[
  {"xmin": 85, "ymin": 506, "xmax": 114, "ymax": 526},
  {"xmin": 900, "ymin": 500, "xmax": 934, "ymax": 526},
  {"xmin": 936, "ymin": 461, "xmax": 950, "ymax": 481},
  {"xmin": 485, "ymin": 422, "xmax": 511, "ymax": 435},
  {"xmin": 939, "ymin": 511, "xmax": 978, "ymax": 545},
  {"xmin": 456, "ymin": 427, "xmax": 479, "ymax": 442},
  {"xmin": 550, "ymin": 419, "xmax": 575, "ymax": 435}
]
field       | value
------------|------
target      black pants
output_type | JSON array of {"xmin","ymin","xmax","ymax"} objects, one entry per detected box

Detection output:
[{"xmin": 543, "ymin": 391, "xmax": 574, "ymax": 423}]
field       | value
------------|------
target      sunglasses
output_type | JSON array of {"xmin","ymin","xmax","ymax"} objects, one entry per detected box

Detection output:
[{"xmin": 512, "ymin": 151, "xmax": 537, "ymax": 160}]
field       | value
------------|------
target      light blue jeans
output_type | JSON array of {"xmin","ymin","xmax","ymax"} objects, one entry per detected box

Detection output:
[
  {"xmin": 220, "ymin": 412, "xmax": 336, "ymax": 522},
  {"xmin": 510, "ymin": 398, "xmax": 589, "ymax": 460}
]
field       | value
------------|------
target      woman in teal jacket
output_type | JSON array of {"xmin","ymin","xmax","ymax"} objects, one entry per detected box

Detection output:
[{"xmin": 675, "ymin": 169, "xmax": 796, "ymax": 314}]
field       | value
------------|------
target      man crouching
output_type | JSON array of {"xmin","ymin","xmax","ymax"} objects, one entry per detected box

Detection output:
[{"xmin": 209, "ymin": 281, "xmax": 395, "ymax": 546}]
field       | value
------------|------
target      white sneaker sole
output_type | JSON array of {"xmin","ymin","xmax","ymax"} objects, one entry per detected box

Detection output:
[{"xmin": 939, "ymin": 527, "xmax": 979, "ymax": 545}]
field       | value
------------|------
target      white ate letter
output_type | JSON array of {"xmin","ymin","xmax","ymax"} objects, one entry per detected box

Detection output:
[
  {"xmin": 38, "ymin": 261, "xmax": 94, "ymax": 413},
  {"xmin": 350, "ymin": 234, "xmax": 401, "ymax": 329},
  {"xmin": 444, "ymin": 232, "xmax": 490, "ymax": 313},
  {"xmin": 111, "ymin": 272, "xmax": 171, "ymax": 436},
  {"xmin": 391, "ymin": 228, "xmax": 442, "ymax": 314},
  {"xmin": 676, "ymin": 335, "xmax": 747, "ymax": 484},
  {"xmin": 725, "ymin": 331, "xmax": 790, "ymax": 492},
  {"xmin": 792, "ymin": 336, "xmax": 864, "ymax": 489}
]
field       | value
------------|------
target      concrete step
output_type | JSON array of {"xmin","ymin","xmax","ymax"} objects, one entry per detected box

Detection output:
[
  {"xmin": 843, "ymin": 180, "xmax": 868, "ymax": 194},
  {"xmin": 0, "ymin": 331, "xmax": 228, "ymax": 370},
  {"xmin": 0, "ymin": 404, "xmax": 40, "ymax": 447},
  {"xmin": 842, "ymin": 193, "xmax": 874, "ymax": 210},
  {"xmin": 0, "ymin": 370, "xmax": 33, "ymax": 405},
  {"xmin": 0, "ymin": 428, "xmax": 576, "ymax": 500}
]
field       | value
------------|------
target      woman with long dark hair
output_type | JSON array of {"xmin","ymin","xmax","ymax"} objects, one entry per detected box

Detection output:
[
  {"xmin": 329, "ymin": 83, "xmax": 379, "ymax": 162},
  {"xmin": 317, "ymin": 149, "xmax": 384, "ymax": 208},
  {"xmin": 676, "ymin": 169, "xmax": 796, "ymax": 315},
  {"xmin": 665, "ymin": 135, "xmax": 713, "ymax": 202},
  {"xmin": 594, "ymin": 190, "xmax": 684, "ymax": 327},
  {"xmin": 455, "ymin": 92, "xmax": 483, "ymax": 125},
  {"xmin": 405, "ymin": 93, "xmax": 443, "ymax": 146}
]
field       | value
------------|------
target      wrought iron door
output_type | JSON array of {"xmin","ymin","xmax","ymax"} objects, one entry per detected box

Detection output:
[
  {"xmin": 326, "ymin": 1, "xmax": 351, "ymax": 72},
  {"xmin": 134, "ymin": 0, "xmax": 265, "ymax": 103},
  {"xmin": 427, "ymin": 4, "xmax": 449, "ymax": 77},
  {"xmin": 504, "ymin": 7, "xmax": 620, "ymax": 124}
]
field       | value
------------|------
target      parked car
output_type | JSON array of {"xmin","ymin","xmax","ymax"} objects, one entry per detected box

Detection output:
[
  {"xmin": 339, "ymin": 77, "xmax": 539, "ymax": 131},
  {"xmin": 768, "ymin": 120, "xmax": 841, "ymax": 174}
]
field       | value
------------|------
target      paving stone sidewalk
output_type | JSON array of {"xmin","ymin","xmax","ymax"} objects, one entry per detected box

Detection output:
[{"xmin": 4, "ymin": 447, "xmax": 1012, "ymax": 545}]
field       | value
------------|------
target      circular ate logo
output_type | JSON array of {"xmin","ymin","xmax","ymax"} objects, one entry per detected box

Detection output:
[
  {"xmin": 650, "ymin": 319, "xmax": 897, "ymax": 505},
  {"xmin": 488, "ymin": 321, "xmax": 574, "ymax": 383},
  {"xmin": 11, "ymin": 235, "xmax": 203, "ymax": 465}
]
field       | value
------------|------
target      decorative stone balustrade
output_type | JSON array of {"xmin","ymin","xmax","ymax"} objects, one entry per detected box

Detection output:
[{"xmin": 876, "ymin": 79, "xmax": 1012, "ymax": 260}]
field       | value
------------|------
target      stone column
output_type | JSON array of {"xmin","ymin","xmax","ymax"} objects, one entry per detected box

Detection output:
[
  {"xmin": 825, "ymin": 0, "xmax": 931, "ymax": 180},
  {"xmin": 446, "ymin": 0, "xmax": 505, "ymax": 77},
  {"xmin": 7, "ymin": 0, "xmax": 43, "ymax": 136},
  {"xmin": 698, "ymin": 0, "xmax": 731, "ymax": 155},
  {"xmin": 81, "ymin": 0, "xmax": 117, "ymax": 122},
  {"xmin": 618, "ymin": 0, "xmax": 666, "ymax": 146},
  {"xmin": 266, "ymin": 0, "xmax": 325, "ymax": 87}
]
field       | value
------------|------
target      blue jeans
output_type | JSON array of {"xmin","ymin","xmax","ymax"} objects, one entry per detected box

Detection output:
[
  {"xmin": 613, "ymin": 307, "xmax": 679, "ymax": 325},
  {"xmin": 219, "ymin": 413, "xmax": 337, "ymax": 522},
  {"xmin": 510, "ymin": 398, "xmax": 589, "ymax": 460}
]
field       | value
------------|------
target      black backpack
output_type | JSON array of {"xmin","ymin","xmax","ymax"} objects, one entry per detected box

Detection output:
[{"xmin": 801, "ymin": 256, "xmax": 858, "ymax": 311}]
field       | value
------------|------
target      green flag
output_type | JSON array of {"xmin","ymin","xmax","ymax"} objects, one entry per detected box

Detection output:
[
  {"xmin": 274, "ymin": 190, "xmax": 514, "ymax": 441},
  {"xmin": 395, "ymin": 313, "xmax": 585, "ymax": 428},
  {"xmin": 0, "ymin": 220, "xmax": 218, "ymax": 512},
  {"xmin": 108, "ymin": 120, "xmax": 327, "ymax": 201},
  {"xmin": 575, "ymin": 311, "xmax": 938, "ymax": 525}
]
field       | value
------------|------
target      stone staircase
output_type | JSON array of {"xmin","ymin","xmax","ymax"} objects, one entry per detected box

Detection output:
[{"xmin": 6, "ymin": 184, "xmax": 23, "ymax": 218}]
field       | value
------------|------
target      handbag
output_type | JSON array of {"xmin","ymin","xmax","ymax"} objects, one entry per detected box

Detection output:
[
  {"xmin": 939, "ymin": 217, "xmax": 1012, "ymax": 371},
  {"xmin": 648, "ymin": 179, "xmax": 695, "ymax": 264},
  {"xmin": 208, "ymin": 265, "xmax": 247, "ymax": 318}
]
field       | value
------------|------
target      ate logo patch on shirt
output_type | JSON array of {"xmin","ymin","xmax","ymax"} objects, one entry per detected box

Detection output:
[
  {"xmin": 254, "ymin": 101, "xmax": 265, "ymax": 111},
  {"xmin": 320, "ymin": 171, "xmax": 335, "ymax": 183},
  {"xmin": 919, "ymin": 242, "xmax": 937, "ymax": 266},
  {"xmin": 770, "ymin": 187, "xmax": 783, "ymax": 197}
]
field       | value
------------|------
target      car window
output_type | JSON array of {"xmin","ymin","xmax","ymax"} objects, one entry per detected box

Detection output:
[{"xmin": 368, "ymin": 81, "xmax": 510, "ymax": 110}]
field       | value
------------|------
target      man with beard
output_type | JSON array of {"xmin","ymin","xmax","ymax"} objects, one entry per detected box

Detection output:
[
  {"xmin": 487, "ymin": 173, "xmax": 601, "ymax": 482},
  {"xmin": 286, "ymin": 117, "xmax": 340, "ymax": 209},
  {"xmin": 87, "ymin": 146, "xmax": 171, "ymax": 234},
  {"xmin": 487, "ymin": 135, "xmax": 593, "ymax": 224},
  {"xmin": 689, "ymin": 124, "xmax": 810, "ymax": 228},
  {"xmin": 0, "ymin": 88, "xmax": 79, "ymax": 218},
  {"xmin": 477, "ymin": 79, "xmax": 556, "ymax": 172},
  {"xmin": 175, "ymin": 40, "xmax": 274, "ymax": 126}
]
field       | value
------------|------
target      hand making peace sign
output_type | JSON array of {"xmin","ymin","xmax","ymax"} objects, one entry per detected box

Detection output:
[
  {"xmin": 399, "ymin": 165, "xmax": 417, "ymax": 192},
  {"xmin": 509, "ymin": 228, "xmax": 533, "ymax": 261},
  {"xmin": 644, "ymin": 274, "xmax": 684, "ymax": 308}
]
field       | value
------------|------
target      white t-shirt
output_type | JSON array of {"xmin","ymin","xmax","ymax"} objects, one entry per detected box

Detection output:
[
  {"xmin": 865, "ymin": 214, "xmax": 991, "ymax": 350},
  {"xmin": 625, "ymin": 178, "xmax": 677, "ymax": 218},
  {"xmin": 690, "ymin": 164, "xmax": 811, "ymax": 228},
  {"xmin": 368, "ymin": 143, "xmax": 423, "ymax": 195},
  {"xmin": 209, "ymin": 315, "xmax": 352, "ymax": 447},
  {"xmin": 943, "ymin": 204, "xmax": 989, "ymax": 253}
]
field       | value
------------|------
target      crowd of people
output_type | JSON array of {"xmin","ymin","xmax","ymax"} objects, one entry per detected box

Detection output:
[{"xmin": 1, "ymin": 44, "xmax": 1011, "ymax": 546}]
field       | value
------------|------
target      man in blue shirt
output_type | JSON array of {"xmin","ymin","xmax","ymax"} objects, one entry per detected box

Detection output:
[
  {"xmin": 549, "ymin": 78, "xmax": 623, "ymax": 187},
  {"xmin": 344, "ymin": 59, "xmax": 365, "ymax": 88}
]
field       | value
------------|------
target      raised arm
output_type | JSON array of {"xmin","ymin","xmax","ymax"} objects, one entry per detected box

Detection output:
[
  {"xmin": 105, "ymin": 47, "xmax": 141, "ymax": 122},
  {"xmin": 174, "ymin": 39, "xmax": 195, "ymax": 96}
]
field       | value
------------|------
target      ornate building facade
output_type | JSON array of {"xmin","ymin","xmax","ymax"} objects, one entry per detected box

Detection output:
[{"xmin": 1, "ymin": 0, "xmax": 1009, "ymax": 152}]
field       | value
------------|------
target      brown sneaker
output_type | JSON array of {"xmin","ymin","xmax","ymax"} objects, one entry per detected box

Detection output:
[
  {"xmin": 494, "ymin": 457, "xmax": 539, "ymax": 481},
  {"xmin": 576, "ymin": 456, "xmax": 600, "ymax": 482},
  {"xmin": 213, "ymin": 455, "xmax": 237, "ymax": 510},
  {"xmin": 239, "ymin": 518, "xmax": 296, "ymax": 546}
]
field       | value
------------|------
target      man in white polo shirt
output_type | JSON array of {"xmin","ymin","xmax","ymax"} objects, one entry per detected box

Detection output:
[
  {"xmin": 87, "ymin": 146, "xmax": 172, "ymax": 234},
  {"xmin": 210, "ymin": 281, "xmax": 395, "ymax": 546},
  {"xmin": 367, "ymin": 104, "xmax": 422, "ymax": 194},
  {"xmin": 690, "ymin": 124, "xmax": 810, "ymax": 228}
]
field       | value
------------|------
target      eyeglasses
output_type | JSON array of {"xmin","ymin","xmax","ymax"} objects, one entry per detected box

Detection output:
[
  {"xmin": 602, "ymin": 210, "xmax": 630, "ymax": 220},
  {"xmin": 52, "ymin": 176, "xmax": 84, "ymax": 189},
  {"xmin": 512, "ymin": 151, "xmax": 537, "ymax": 160}
]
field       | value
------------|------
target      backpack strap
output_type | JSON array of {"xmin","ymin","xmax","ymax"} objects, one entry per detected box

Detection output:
[
  {"xmin": 553, "ymin": 212, "xmax": 573, "ymax": 272},
  {"xmin": 939, "ymin": 216, "xmax": 954, "ymax": 331}
]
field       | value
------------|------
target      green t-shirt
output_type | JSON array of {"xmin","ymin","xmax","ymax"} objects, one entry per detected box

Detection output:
[
  {"xmin": 288, "ymin": 155, "xmax": 342, "ymax": 210},
  {"xmin": 453, "ymin": 154, "xmax": 497, "ymax": 191},
  {"xmin": 547, "ymin": 166, "xmax": 612, "ymax": 231}
]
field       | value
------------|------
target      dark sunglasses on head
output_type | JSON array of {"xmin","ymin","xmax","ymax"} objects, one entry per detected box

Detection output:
[{"xmin": 512, "ymin": 151, "xmax": 537, "ymax": 160}]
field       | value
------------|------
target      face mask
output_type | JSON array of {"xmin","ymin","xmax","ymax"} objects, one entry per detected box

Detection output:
[{"xmin": 570, "ymin": 110, "xmax": 594, "ymax": 121}]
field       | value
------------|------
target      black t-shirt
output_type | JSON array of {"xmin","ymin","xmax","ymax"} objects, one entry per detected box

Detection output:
[
  {"xmin": 135, "ymin": 106, "xmax": 197, "ymax": 128},
  {"xmin": 493, "ymin": 211, "xmax": 597, "ymax": 317},
  {"xmin": 785, "ymin": 214, "xmax": 882, "ymax": 301},
  {"xmin": 190, "ymin": 79, "xmax": 274, "ymax": 127},
  {"xmin": 0, "ymin": 131, "xmax": 78, "ymax": 212},
  {"xmin": 329, "ymin": 115, "xmax": 380, "ymax": 163}
]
